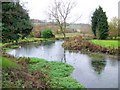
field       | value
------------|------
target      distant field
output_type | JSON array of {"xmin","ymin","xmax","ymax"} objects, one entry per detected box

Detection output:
[
  {"xmin": 90, "ymin": 40, "xmax": 119, "ymax": 49},
  {"xmin": 55, "ymin": 33, "xmax": 81, "ymax": 38}
]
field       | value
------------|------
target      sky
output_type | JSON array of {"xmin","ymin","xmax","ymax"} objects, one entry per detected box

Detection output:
[{"xmin": 20, "ymin": 0, "xmax": 119, "ymax": 24}]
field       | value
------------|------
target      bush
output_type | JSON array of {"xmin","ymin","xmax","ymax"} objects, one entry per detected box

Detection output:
[{"xmin": 41, "ymin": 29, "xmax": 55, "ymax": 38}]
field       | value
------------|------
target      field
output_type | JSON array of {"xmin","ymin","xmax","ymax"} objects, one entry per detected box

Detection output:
[
  {"xmin": 90, "ymin": 40, "xmax": 119, "ymax": 49},
  {"xmin": 55, "ymin": 33, "xmax": 81, "ymax": 38}
]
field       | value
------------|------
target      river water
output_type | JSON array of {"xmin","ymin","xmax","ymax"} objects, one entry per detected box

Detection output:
[{"xmin": 7, "ymin": 40, "xmax": 119, "ymax": 88}]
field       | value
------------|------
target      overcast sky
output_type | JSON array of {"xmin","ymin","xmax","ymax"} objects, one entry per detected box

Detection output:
[{"xmin": 20, "ymin": 0, "xmax": 119, "ymax": 24}]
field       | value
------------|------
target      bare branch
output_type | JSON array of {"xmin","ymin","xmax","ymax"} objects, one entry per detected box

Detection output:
[{"xmin": 47, "ymin": 0, "xmax": 78, "ymax": 38}]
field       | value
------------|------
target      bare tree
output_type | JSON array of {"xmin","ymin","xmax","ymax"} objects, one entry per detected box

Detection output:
[{"xmin": 48, "ymin": 0, "xmax": 76, "ymax": 38}]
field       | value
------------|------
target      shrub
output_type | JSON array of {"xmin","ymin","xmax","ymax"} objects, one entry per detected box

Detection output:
[{"xmin": 41, "ymin": 29, "xmax": 55, "ymax": 38}]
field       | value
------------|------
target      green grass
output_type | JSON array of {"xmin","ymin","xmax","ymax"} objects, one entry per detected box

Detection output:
[
  {"xmin": 0, "ymin": 57, "xmax": 20, "ymax": 68},
  {"xmin": 0, "ymin": 43, "xmax": 2, "ymax": 46},
  {"xmin": 29, "ymin": 58, "xmax": 84, "ymax": 88},
  {"xmin": 90, "ymin": 40, "xmax": 119, "ymax": 49}
]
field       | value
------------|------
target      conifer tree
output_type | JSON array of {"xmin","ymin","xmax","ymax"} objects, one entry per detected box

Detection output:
[{"xmin": 91, "ymin": 6, "xmax": 109, "ymax": 39}]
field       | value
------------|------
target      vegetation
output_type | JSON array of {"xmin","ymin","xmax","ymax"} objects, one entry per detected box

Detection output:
[
  {"xmin": 2, "ymin": 2, "xmax": 33, "ymax": 43},
  {"xmin": 29, "ymin": 58, "xmax": 84, "ymax": 88},
  {"xmin": 108, "ymin": 17, "xmax": 120, "ymax": 39},
  {"xmin": 91, "ymin": 6, "xmax": 109, "ymax": 39},
  {"xmin": 55, "ymin": 33, "xmax": 81, "ymax": 39},
  {"xmin": 41, "ymin": 29, "xmax": 55, "ymax": 38},
  {"xmin": 90, "ymin": 40, "xmax": 119, "ymax": 49},
  {"xmin": 48, "ymin": 0, "xmax": 76, "ymax": 38},
  {"xmin": 63, "ymin": 36, "xmax": 118, "ymax": 55},
  {"xmin": 0, "ymin": 37, "xmax": 50, "ymax": 48},
  {"xmin": 1, "ymin": 52, "xmax": 84, "ymax": 89},
  {"xmin": 0, "ymin": 57, "xmax": 20, "ymax": 68},
  {"xmin": 1, "ymin": 54, "xmax": 49, "ymax": 88}
]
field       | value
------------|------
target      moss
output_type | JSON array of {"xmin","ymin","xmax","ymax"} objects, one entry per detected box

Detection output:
[{"xmin": 29, "ymin": 58, "xmax": 85, "ymax": 89}]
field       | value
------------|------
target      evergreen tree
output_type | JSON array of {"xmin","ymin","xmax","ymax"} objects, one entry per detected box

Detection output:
[
  {"xmin": 91, "ymin": 8, "xmax": 98, "ymax": 37},
  {"xmin": 2, "ymin": 2, "xmax": 32, "ymax": 43},
  {"xmin": 91, "ymin": 6, "xmax": 109, "ymax": 39}
]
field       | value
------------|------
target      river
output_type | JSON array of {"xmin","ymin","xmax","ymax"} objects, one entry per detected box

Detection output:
[{"xmin": 7, "ymin": 40, "xmax": 119, "ymax": 88}]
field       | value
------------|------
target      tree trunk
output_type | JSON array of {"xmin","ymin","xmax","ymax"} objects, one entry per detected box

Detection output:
[{"xmin": 63, "ymin": 32, "xmax": 66, "ymax": 39}]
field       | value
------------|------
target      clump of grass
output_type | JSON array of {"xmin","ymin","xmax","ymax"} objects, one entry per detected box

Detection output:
[
  {"xmin": 29, "ymin": 58, "xmax": 85, "ymax": 88},
  {"xmin": 0, "ymin": 57, "xmax": 20, "ymax": 69}
]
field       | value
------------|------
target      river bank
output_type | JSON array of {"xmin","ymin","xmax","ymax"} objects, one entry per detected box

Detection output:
[{"xmin": 62, "ymin": 36, "xmax": 119, "ymax": 55}]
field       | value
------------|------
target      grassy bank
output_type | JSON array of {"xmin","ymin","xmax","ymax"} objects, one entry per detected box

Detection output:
[
  {"xmin": 1, "ymin": 55, "xmax": 48, "ymax": 88},
  {"xmin": 29, "ymin": 58, "xmax": 84, "ymax": 88},
  {"xmin": 1, "ymin": 54, "xmax": 84, "ymax": 88},
  {"xmin": 90, "ymin": 40, "xmax": 119, "ymax": 49},
  {"xmin": 0, "ymin": 37, "xmax": 53, "ymax": 47},
  {"xmin": 0, "ymin": 57, "xmax": 20, "ymax": 68}
]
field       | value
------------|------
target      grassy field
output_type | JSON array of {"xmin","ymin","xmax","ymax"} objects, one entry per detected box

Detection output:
[{"xmin": 90, "ymin": 40, "xmax": 119, "ymax": 49}]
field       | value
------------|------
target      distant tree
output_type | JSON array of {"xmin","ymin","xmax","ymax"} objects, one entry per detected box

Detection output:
[
  {"xmin": 2, "ymin": 2, "xmax": 32, "ymax": 43},
  {"xmin": 109, "ymin": 17, "xmax": 119, "ymax": 39},
  {"xmin": 91, "ymin": 6, "xmax": 109, "ymax": 39},
  {"xmin": 48, "ymin": 0, "xmax": 76, "ymax": 39}
]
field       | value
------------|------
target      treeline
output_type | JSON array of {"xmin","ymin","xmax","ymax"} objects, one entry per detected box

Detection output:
[{"xmin": 2, "ymin": 2, "xmax": 33, "ymax": 43}]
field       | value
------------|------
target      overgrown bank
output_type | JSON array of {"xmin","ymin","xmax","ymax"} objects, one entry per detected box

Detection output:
[
  {"xmin": 1, "ymin": 54, "xmax": 48, "ymax": 88},
  {"xmin": 62, "ymin": 36, "xmax": 119, "ymax": 55}
]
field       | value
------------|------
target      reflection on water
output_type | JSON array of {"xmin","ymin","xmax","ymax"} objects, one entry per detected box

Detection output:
[
  {"xmin": 89, "ymin": 54, "xmax": 106, "ymax": 75},
  {"xmin": 7, "ymin": 40, "xmax": 119, "ymax": 88},
  {"xmin": 91, "ymin": 60, "xmax": 106, "ymax": 74}
]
